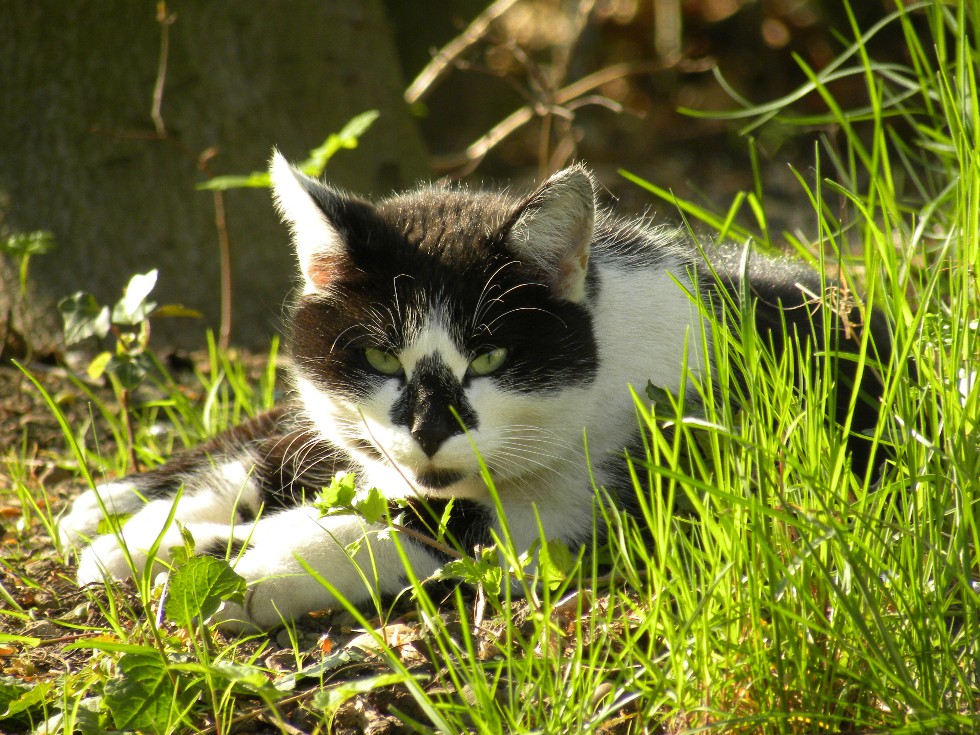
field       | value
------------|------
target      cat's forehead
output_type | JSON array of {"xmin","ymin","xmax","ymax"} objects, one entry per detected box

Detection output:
[
  {"xmin": 375, "ymin": 188, "xmax": 514, "ymax": 255},
  {"xmin": 398, "ymin": 308, "xmax": 470, "ymax": 378}
]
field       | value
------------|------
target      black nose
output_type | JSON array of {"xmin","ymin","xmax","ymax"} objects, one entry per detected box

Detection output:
[{"xmin": 411, "ymin": 425, "xmax": 454, "ymax": 458}]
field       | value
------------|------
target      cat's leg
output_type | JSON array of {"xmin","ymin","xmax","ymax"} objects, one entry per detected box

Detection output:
[
  {"xmin": 69, "ymin": 456, "xmax": 262, "ymax": 584},
  {"xmin": 57, "ymin": 478, "xmax": 155, "ymax": 554},
  {"xmin": 208, "ymin": 505, "xmax": 445, "ymax": 630}
]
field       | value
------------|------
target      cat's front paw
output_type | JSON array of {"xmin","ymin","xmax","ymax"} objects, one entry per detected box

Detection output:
[
  {"xmin": 208, "ymin": 570, "xmax": 338, "ymax": 631},
  {"xmin": 57, "ymin": 481, "xmax": 142, "ymax": 554},
  {"xmin": 75, "ymin": 532, "xmax": 138, "ymax": 584}
]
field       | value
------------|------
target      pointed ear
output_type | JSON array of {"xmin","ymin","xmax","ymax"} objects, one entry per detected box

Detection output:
[
  {"xmin": 270, "ymin": 149, "xmax": 350, "ymax": 294},
  {"xmin": 505, "ymin": 165, "xmax": 596, "ymax": 302}
]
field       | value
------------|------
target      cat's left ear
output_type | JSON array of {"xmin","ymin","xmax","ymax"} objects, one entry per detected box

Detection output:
[
  {"xmin": 270, "ymin": 149, "xmax": 351, "ymax": 293},
  {"xmin": 505, "ymin": 165, "xmax": 596, "ymax": 303}
]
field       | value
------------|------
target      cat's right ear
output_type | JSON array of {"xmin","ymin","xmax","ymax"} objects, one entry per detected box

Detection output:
[
  {"xmin": 504, "ymin": 165, "xmax": 596, "ymax": 303},
  {"xmin": 270, "ymin": 149, "xmax": 350, "ymax": 294}
]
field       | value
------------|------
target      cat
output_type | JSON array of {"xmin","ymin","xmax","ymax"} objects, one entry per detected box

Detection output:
[{"xmin": 57, "ymin": 153, "xmax": 894, "ymax": 630}]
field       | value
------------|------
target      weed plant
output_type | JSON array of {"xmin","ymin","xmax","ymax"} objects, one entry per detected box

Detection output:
[{"xmin": 1, "ymin": 2, "xmax": 978, "ymax": 733}]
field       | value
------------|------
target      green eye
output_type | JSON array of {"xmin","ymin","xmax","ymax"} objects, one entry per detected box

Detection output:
[
  {"xmin": 364, "ymin": 348, "xmax": 403, "ymax": 376},
  {"xmin": 468, "ymin": 347, "xmax": 509, "ymax": 376}
]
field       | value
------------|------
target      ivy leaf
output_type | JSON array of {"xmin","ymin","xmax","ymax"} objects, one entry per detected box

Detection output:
[
  {"xmin": 165, "ymin": 555, "xmax": 246, "ymax": 628},
  {"xmin": 104, "ymin": 352, "xmax": 154, "ymax": 391},
  {"xmin": 354, "ymin": 486, "xmax": 388, "ymax": 524},
  {"xmin": 59, "ymin": 292, "xmax": 111, "ymax": 344},
  {"xmin": 103, "ymin": 651, "xmax": 174, "ymax": 731},
  {"xmin": 112, "ymin": 269, "xmax": 158, "ymax": 325}
]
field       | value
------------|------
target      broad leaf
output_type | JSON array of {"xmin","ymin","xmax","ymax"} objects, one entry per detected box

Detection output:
[
  {"xmin": 0, "ymin": 677, "xmax": 51, "ymax": 722},
  {"xmin": 354, "ymin": 486, "xmax": 388, "ymax": 524},
  {"xmin": 314, "ymin": 473, "xmax": 358, "ymax": 514},
  {"xmin": 112, "ymin": 269, "xmax": 158, "ymax": 325},
  {"xmin": 103, "ymin": 651, "xmax": 175, "ymax": 731},
  {"xmin": 59, "ymin": 292, "xmax": 110, "ymax": 344},
  {"xmin": 104, "ymin": 353, "xmax": 154, "ymax": 391},
  {"xmin": 164, "ymin": 555, "xmax": 246, "ymax": 628}
]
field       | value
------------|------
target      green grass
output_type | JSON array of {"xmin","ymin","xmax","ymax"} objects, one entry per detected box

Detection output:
[{"xmin": 2, "ymin": 2, "xmax": 979, "ymax": 733}]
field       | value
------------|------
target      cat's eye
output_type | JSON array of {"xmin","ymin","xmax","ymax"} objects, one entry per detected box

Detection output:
[
  {"xmin": 364, "ymin": 348, "xmax": 403, "ymax": 376},
  {"xmin": 468, "ymin": 347, "xmax": 509, "ymax": 376}
]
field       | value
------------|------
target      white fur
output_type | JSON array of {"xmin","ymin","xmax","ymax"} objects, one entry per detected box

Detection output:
[
  {"xmin": 62, "ymin": 163, "xmax": 715, "ymax": 630},
  {"xmin": 508, "ymin": 166, "xmax": 595, "ymax": 302},
  {"xmin": 57, "ymin": 480, "xmax": 147, "ymax": 553},
  {"xmin": 270, "ymin": 150, "xmax": 346, "ymax": 295},
  {"xmin": 73, "ymin": 460, "xmax": 261, "ymax": 584}
]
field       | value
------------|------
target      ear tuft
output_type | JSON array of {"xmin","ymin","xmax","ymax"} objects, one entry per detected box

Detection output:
[
  {"xmin": 269, "ymin": 149, "xmax": 348, "ymax": 294},
  {"xmin": 506, "ymin": 165, "xmax": 596, "ymax": 302}
]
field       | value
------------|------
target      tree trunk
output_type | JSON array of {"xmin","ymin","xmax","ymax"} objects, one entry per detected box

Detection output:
[{"xmin": 0, "ymin": 0, "xmax": 429, "ymax": 350}]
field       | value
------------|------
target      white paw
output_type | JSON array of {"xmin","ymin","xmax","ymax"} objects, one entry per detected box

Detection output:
[
  {"xmin": 74, "ymin": 515, "xmax": 190, "ymax": 585},
  {"xmin": 208, "ymin": 573, "xmax": 339, "ymax": 631},
  {"xmin": 76, "ymin": 533, "xmax": 138, "ymax": 584},
  {"xmin": 56, "ymin": 481, "xmax": 145, "ymax": 554}
]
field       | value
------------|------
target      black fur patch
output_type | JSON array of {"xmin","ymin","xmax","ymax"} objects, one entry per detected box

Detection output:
[
  {"xmin": 289, "ymin": 188, "xmax": 599, "ymax": 406},
  {"xmin": 199, "ymin": 538, "xmax": 252, "ymax": 560},
  {"xmin": 394, "ymin": 497, "xmax": 495, "ymax": 562}
]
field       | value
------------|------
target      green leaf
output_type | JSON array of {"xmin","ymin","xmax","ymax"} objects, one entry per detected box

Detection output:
[
  {"xmin": 103, "ymin": 651, "xmax": 175, "ymax": 731},
  {"xmin": 151, "ymin": 303, "xmax": 203, "ymax": 319},
  {"xmin": 354, "ymin": 486, "xmax": 388, "ymax": 524},
  {"xmin": 538, "ymin": 538, "xmax": 575, "ymax": 591},
  {"xmin": 104, "ymin": 353, "xmax": 153, "ymax": 391},
  {"xmin": 312, "ymin": 672, "xmax": 410, "ymax": 716},
  {"xmin": 0, "ymin": 634, "xmax": 41, "ymax": 647},
  {"xmin": 437, "ymin": 497, "xmax": 455, "ymax": 541},
  {"xmin": 274, "ymin": 650, "xmax": 359, "ymax": 691},
  {"xmin": 196, "ymin": 172, "xmax": 271, "ymax": 191},
  {"xmin": 300, "ymin": 110, "xmax": 380, "ymax": 177},
  {"xmin": 59, "ymin": 292, "xmax": 111, "ymax": 344},
  {"xmin": 438, "ymin": 547, "xmax": 502, "ymax": 596},
  {"xmin": 1, "ymin": 231, "xmax": 55, "ymax": 258},
  {"xmin": 0, "ymin": 676, "xmax": 51, "ymax": 722},
  {"xmin": 86, "ymin": 351, "xmax": 113, "ymax": 381},
  {"xmin": 314, "ymin": 473, "xmax": 358, "ymax": 514},
  {"xmin": 164, "ymin": 555, "xmax": 246, "ymax": 628},
  {"xmin": 196, "ymin": 111, "xmax": 377, "ymax": 192},
  {"xmin": 112, "ymin": 269, "xmax": 158, "ymax": 325},
  {"xmin": 645, "ymin": 380, "xmax": 676, "ymax": 408},
  {"xmin": 201, "ymin": 661, "xmax": 277, "ymax": 695}
]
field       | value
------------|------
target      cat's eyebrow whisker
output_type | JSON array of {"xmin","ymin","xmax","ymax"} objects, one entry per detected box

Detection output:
[
  {"xmin": 471, "ymin": 260, "xmax": 520, "ymax": 331},
  {"xmin": 484, "ymin": 305, "xmax": 567, "ymax": 331},
  {"xmin": 330, "ymin": 324, "xmax": 364, "ymax": 353}
]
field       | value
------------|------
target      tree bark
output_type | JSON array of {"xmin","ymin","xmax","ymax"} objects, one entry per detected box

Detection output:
[{"xmin": 0, "ymin": 0, "xmax": 429, "ymax": 350}]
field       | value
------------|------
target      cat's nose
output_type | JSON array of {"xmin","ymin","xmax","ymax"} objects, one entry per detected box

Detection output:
[{"xmin": 411, "ymin": 426, "xmax": 453, "ymax": 458}]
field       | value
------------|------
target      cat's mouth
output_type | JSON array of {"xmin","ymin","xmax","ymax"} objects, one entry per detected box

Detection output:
[{"xmin": 413, "ymin": 468, "xmax": 466, "ymax": 489}]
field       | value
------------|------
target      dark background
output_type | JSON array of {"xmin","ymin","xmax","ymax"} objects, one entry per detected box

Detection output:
[{"xmin": 0, "ymin": 0, "xmax": 905, "ymax": 354}]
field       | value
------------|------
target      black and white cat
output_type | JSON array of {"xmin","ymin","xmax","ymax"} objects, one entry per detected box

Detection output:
[{"xmin": 58, "ymin": 154, "xmax": 892, "ymax": 629}]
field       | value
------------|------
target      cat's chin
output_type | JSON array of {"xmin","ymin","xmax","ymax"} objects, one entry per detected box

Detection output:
[{"xmin": 412, "ymin": 468, "xmax": 467, "ymax": 490}]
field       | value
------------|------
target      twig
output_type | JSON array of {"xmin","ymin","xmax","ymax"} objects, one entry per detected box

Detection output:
[
  {"xmin": 431, "ymin": 59, "xmax": 666, "ymax": 173},
  {"xmin": 212, "ymin": 189, "xmax": 233, "ymax": 350},
  {"xmin": 404, "ymin": 0, "xmax": 522, "ymax": 104},
  {"xmin": 151, "ymin": 3, "xmax": 177, "ymax": 137}
]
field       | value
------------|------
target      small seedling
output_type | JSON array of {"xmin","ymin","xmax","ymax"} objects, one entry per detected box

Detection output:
[
  {"xmin": 1, "ymin": 230, "xmax": 55, "ymax": 300},
  {"xmin": 59, "ymin": 269, "xmax": 200, "ymax": 469}
]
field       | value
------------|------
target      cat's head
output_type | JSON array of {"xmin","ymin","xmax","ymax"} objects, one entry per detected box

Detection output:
[{"xmin": 271, "ymin": 152, "xmax": 599, "ymax": 496}]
